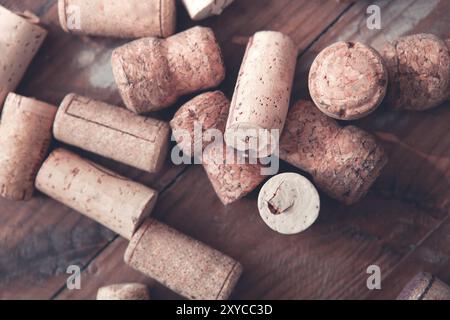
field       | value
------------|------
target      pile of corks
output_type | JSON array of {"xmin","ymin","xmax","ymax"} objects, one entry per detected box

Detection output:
[{"xmin": 0, "ymin": 0, "xmax": 449, "ymax": 300}]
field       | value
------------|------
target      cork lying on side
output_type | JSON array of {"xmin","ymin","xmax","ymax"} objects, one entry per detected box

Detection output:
[
  {"xmin": 54, "ymin": 94, "xmax": 170, "ymax": 173},
  {"xmin": 0, "ymin": 93, "xmax": 56, "ymax": 201},
  {"xmin": 35, "ymin": 149, "xmax": 158, "ymax": 240},
  {"xmin": 124, "ymin": 219, "xmax": 243, "ymax": 300},
  {"xmin": 97, "ymin": 283, "xmax": 150, "ymax": 300},
  {"xmin": 280, "ymin": 100, "xmax": 387, "ymax": 205},
  {"xmin": 182, "ymin": 0, "xmax": 235, "ymax": 20},
  {"xmin": 397, "ymin": 273, "xmax": 450, "ymax": 300},
  {"xmin": 0, "ymin": 6, "xmax": 47, "ymax": 108},
  {"xmin": 58, "ymin": 0, "xmax": 176, "ymax": 38},
  {"xmin": 112, "ymin": 26, "xmax": 225, "ymax": 114}
]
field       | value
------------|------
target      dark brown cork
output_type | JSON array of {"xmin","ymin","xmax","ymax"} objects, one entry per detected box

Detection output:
[
  {"xmin": 397, "ymin": 273, "xmax": 450, "ymax": 300},
  {"xmin": 97, "ymin": 283, "xmax": 150, "ymax": 300}
]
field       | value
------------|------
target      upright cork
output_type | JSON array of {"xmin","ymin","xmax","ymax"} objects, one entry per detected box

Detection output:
[
  {"xmin": 397, "ymin": 273, "xmax": 450, "ymax": 300},
  {"xmin": 0, "ymin": 93, "xmax": 56, "ymax": 201},
  {"xmin": 0, "ymin": 6, "xmax": 47, "ymax": 108},
  {"xmin": 280, "ymin": 100, "xmax": 387, "ymax": 205},
  {"xmin": 35, "ymin": 149, "xmax": 158, "ymax": 240},
  {"xmin": 124, "ymin": 219, "xmax": 243, "ymax": 300},
  {"xmin": 97, "ymin": 283, "xmax": 150, "ymax": 300},
  {"xmin": 54, "ymin": 94, "xmax": 170, "ymax": 173},
  {"xmin": 182, "ymin": 0, "xmax": 234, "ymax": 20},
  {"xmin": 58, "ymin": 0, "xmax": 176, "ymax": 38},
  {"xmin": 112, "ymin": 26, "xmax": 225, "ymax": 114},
  {"xmin": 225, "ymin": 31, "xmax": 297, "ymax": 158}
]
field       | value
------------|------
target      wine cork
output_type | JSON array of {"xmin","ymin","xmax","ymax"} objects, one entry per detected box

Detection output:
[
  {"xmin": 309, "ymin": 41, "xmax": 387, "ymax": 120},
  {"xmin": 382, "ymin": 34, "xmax": 450, "ymax": 111},
  {"xmin": 54, "ymin": 94, "xmax": 170, "ymax": 173},
  {"xmin": 182, "ymin": 0, "xmax": 234, "ymax": 20},
  {"xmin": 58, "ymin": 0, "xmax": 176, "ymax": 38},
  {"xmin": 397, "ymin": 273, "xmax": 450, "ymax": 300},
  {"xmin": 112, "ymin": 26, "xmax": 225, "ymax": 114},
  {"xmin": 280, "ymin": 100, "xmax": 387, "ymax": 205},
  {"xmin": 97, "ymin": 283, "xmax": 150, "ymax": 300},
  {"xmin": 225, "ymin": 31, "xmax": 297, "ymax": 158},
  {"xmin": 258, "ymin": 173, "xmax": 320, "ymax": 235},
  {"xmin": 0, "ymin": 6, "xmax": 47, "ymax": 108},
  {"xmin": 35, "ymin": 149, "xmax": 158, "ymax": 240},
  {"xmin": 0, "ymin": 93, "xmax": 56, "ymax": 201},
  {"xmin": 124, "ymin": 219, "xmax": 243, "ymax": 300}
]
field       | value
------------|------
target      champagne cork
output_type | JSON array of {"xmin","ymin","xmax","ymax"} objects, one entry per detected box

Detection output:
[
  {"xmin": 382, "ymin": 33, "xmax": 450, "ymax": 111},
  {"xmin": 35, "ymin": 149, "xmax": 158, "ymax": 240},
  {"xmin": 58, "ymin": 0, "xmax": 176, "ymax": 38},
  {"xmin": 112, "ymin": 26, "xmax": 225, "ymax": 114},
  {"xmin": 97, "ymin": 283, "xmax": 150, "ymax": 300},
  {"xmin": 0, "ymin": 6, "xmax": 47, "ymax": 107},
  {"xmin": 225, "ymin": 31, "xmax": 297, "ymax": 158},
  {"xmin": 182, "ymin": 0, "xmax": 234, "ymax": 20},
  {"xmin": 54, "ymin": 94, "xmax": 170, "ymax": 173},
  {"xmin": 124, "ymin": 219, "xmax": 243, "ymax": 300},
  {"xmin": 258, "ymin": 173, "xmax": 320, "ymax": 235},
  {"xmin": 0, "ymin": 93, "xmax": 56, "ymax": 201},
  {"xmin": 280, "ymin": 100, "xmax": 387, "ymax": 205},
  {"xmin": 397, "ymin": 273, "xmax": 450, "ymax": 300}
]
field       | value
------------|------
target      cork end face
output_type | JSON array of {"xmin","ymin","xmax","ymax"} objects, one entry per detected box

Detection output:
[
  {"xmin": 397, "ymin": 272, "xmax": 433, "ymax": 300},
  {"xmin": 130, "ymin": 192, "xmax": 158, "ymax": 240},
  {"xmin": 216, "ymin": 262, "xmax": 243, "ymax": 300},
  {"xmin": 57, "ymin": 0, "xmax": 69, "ymax": 33},
  {"xmin": 124, "ymin": 219, "xmax": 154, "ymax": 265},
  {"xmin": 160, "ymin": 0, "xmax": 177, "ymax": 37},
  {"xmin": 145, "ymin": 122, "xmax": 170, "ymax": 173},
  {"xmin": 97, "ymin": 283, "xmax": 150, "ymax": 300}
]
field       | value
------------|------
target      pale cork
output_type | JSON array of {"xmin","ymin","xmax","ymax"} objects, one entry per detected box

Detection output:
[
  {"xmin": 97, "ymin": 283, "xmax": 150, "ymax": 300},
  {"xmin": 397, "ymin": 273, "xmax": 450, "ymax": 300},
  {"xmin": 182, "ymin": 0, "xmax": 234, "ymax": 20}
]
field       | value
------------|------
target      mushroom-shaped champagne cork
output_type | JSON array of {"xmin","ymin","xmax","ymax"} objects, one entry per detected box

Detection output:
[
  {"xmin": 112, "ymin": 26, "xmax": 225, "ymax": 114},
  {"xmin": 124, "ymin": 219, "xmax": 243, "ymax": 300},
  {"xmin": 280, "ymin": 100, "xmax": 387, "ymax": 205},
  {"xmin": 309, "ymin": 41, "xmax": 388, "ymax": 120},
  {"xmin": 382, "ymin": 33, "xmax": 450, "ymax": 111},
  {"xmin": 0, "ymin": 6, "xmax": 47, "ymax": 108},
  {"xmin": 225, "ymin": 31, "xmax": 297, "ymax": 158},
  {"xmin": 97, "ymin": 283, "xmax": 150, "ymax": 300},
  {"xmin": 54, "ymin": 94, "xmax": 170, "ymax": 173},
  {"xmin": 397, "ymin": 273, "xmax": 450, "ymax": 300},
  {"xmin": 35, "ymin": 149, "xmax": 158, "ymax": 240},
  {"xmin": 58, "ymin": 0, "xmax": 176, "ymax": 38},
  {"xmin": 182, "ymin": 0, "xmax": 234, "ymax": 20},
  {"xmin": 258, "ymin": 173, "xmax": 320, "ymax": 235},
  {"xmin": 0, "ymin": 94, "xmax": 56, "ymax": 201}
]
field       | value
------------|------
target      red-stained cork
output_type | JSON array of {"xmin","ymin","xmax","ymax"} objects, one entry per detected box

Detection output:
[
  {"xmin": 97, "ymin": 283, "xmax": 150, "ymax": 300},
  {"xmin": 124, "ymin": 219, "xmax": 243, "ymax": 300},
  {"xmin": 397, "ymin": 273, "xmax": 450, "ymax": 300},
  {"xmin": 280, "ymin": 100, "xmax": 387, "ymax": 205},
  {"xmin": 112, "ymin": 26, "xmax": 225, "ymax": 114},
  {"xmin": 0, "ymin": 93, "xmax": 56, "ymax": 201}
]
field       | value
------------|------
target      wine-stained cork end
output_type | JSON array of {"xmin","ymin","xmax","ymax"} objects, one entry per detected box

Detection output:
[
  {"xmin": 160, "ymin": 0, "xmax": 177, "ymax": 37},
  {"xmin": 397, "ymin": 273, "xmax": 450, "ymax": 300},
  {"xmin": 97, "ymin": 283, "xmax": 150, "ymax": 300}
]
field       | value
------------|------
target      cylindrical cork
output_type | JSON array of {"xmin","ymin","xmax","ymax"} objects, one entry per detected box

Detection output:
[
  {"xmin": 0, "ymin": 6, "xmax": 47, "ymax": 108},
  {"xmin": 0, "ymin": 93, "xmax": 56, "ymax": 201},
  {"xmin": 225, "ymin": 31, "xmax": 297, "ymax": 158},
  {"xmin": 112, "ymin": 26, "xmax": 225, "ymax": 114},
  {"xmin": 182, "ymin": 0, "xmax": 234, "ymax": 20},
  {"xmin": 279, "ymin": 100, "xmax": 388, "ymax": 205},
  {"xmin": 35, "ymin": 149, "xmax": 158, "ymax": 240},
  {"xmin": 97, "ymin": 283, "xmax": 150, "ymax": 300},
  {"xmin": 309, "ymin": 41, "xmax": 387, "ymax": 120},
  {"xmin": 58, "ymin": 0, "xmax": 176, "ymax": 38},
  {"xmin": 54, "ymin": 94, "xmax": 170, "ymax": 173},
  {"xmin": 397, "ymin": 273, "xmax": 450, "ymax": 300},
  {"xmin": 170, "ymin": 91, "xmax": 230, "ymax": 158},
  {"xmin": 124, "ymin": 219, "xmax": 243, "ymax": 300},
  {"xmin": 382, "ymin": 33, "xmax": 450, "ymax": 111}
]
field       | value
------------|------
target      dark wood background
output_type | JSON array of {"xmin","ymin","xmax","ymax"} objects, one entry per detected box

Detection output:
[{"xmin": 0, "ymin": 0, "xmax": 449, "ymax": 300}]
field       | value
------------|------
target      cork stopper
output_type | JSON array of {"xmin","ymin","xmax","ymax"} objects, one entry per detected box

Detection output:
[
  {"xmin": 35, "ymin": 149, "xmax": 158, "ymax": 240},
  {"xmin": 309, "ymin": 41, "xmax": 387, "ymax": 120},
  {"xmin": 124, "ymin": 218, "xmax": 243, "ymax": 300},
  {"xmin": 397, "ymin": 273, "xmax": 450, "ymax": 300},
  {"xmin": 182, "ymin": 0, "xmax": 235, "ymax": 20},
  {"xmin": 112, "ymin": 26, "xmax": 225, "ymax": 114},
  {"xmin": 54, "ymin": 94, "xmax": 170, "ymax": 173},
  {"xmin": 97, "ymin": 283, "xmax": 150, "ymax": 300}
]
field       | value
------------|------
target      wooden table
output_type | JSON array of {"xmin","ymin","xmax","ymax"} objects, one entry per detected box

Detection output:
[{"xmin": 0, "ymin": 0, "xmax": 449, "ymax": 300}]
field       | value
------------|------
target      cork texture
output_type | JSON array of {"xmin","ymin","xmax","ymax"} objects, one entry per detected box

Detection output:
[
  {"xmin": 0, "ymin": 6, "xmax": 47, "ymax": 108},
  {"xmin": 124, "ymin": 219, "xmax": 243, "ymax": 300},
  {"xmin": 0, "ymin": 93, "xmax": 56, "ymax": 201},
  {"xmin": 309, "ymin": 41, "xmax": 387, "ymax": 120},
  {"xmin": 397, "ymin": 273, "xmax": 450, "ymax": 300},
  {"xmin": 35, "ymin": 149, "xmax": 158, "ymax": 240},
  {"xmin": 112, "ymin": 26, "xmax": 225, "ymax": 113},
  {"xmin": 97, "ymin": 283, "xmax": 150, "ymax": 300},
  {"xmin": 280, "ymin": 100, "xmax": 388, "ymax": 205},
  {"xmin": 182, "ymin": 0, "xmax": 235, "ymax": 20},
  {"xmin": 58, "ymin": 0, "xmax": 176, "ymax": 38},
  {"xmin": 54, "ymin": 94, "xmax": 170, "ymax": 173}
]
